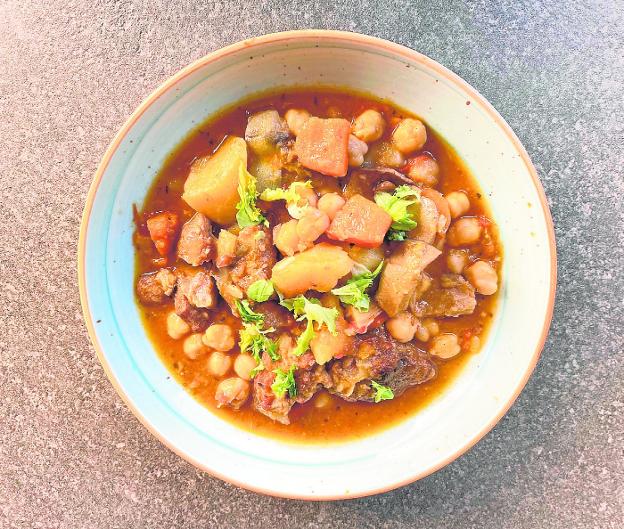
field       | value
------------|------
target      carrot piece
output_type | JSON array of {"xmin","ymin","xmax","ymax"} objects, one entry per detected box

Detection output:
[
  {"xmin": 146, "ymin": 212, "xmax": 179, "ymax": 256},
  {"xmin": 294, "ymin": 117, "xmax": 350, "ymax": 177},
  {"xmin": 326, "ymin": 194, "xmax": 392, "ymax": 248}
]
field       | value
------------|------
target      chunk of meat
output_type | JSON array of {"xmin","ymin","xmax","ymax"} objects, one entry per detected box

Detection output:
[
  {"xmin": 176, "ymin": 269, "xmax": 217, "ymax": 309},
  {"xmin": 252, "ymin": 370, "xmax": 292, "ymax": 424},
  {"xmin": 174, "ymin": 291, "xmax": 211, "ymax": 332},
  {"xmin": 177, "ymin": 213, "xmax": 215, "ymax": 266},
  {"xmin": 271, "ymin": 243, "xmax": 353, "ymax": 298},
  {"xmin": 230, "ymin": 226, "xmax": 276, "ymax": 292},
  {"xmin": 216, "ymin": 229, "xmax": 237, "ymax": 267},
  {"xmin": 136, "ymin": 270, "xmax": 176, "ymax": 305},
  {"xmin": 326, "ymin": 194, "xmax": 392, "ymax": 248},
  {"xmin": 294, "ymin": 117, "xmax": 351, "ymax": 177},
  {"xmin": 212, "ymin": 268, "xmax": 244, "ymax": 311},
  {"xmin": 409, "ymin": 196, "xmax": 439, "ymax": 244},
  {"xmin": 146, "ymin": 212, "xmax": 179, "ymax": 256},
  {"xmin": 295, "ymin": 364, "xmax": 332, "ymax": 404},
  {"xmin": 212, "ymin": 226, "xmax": 276, "ymax": 312},
  {"xmin": 344, "ymin": 302, "xmax": 386, "ymax": 335},
  {"xmin": 421, "ymin": 188, "xmax": 451, "ymax": 235},
  {"xmin": 245, "ymin": 109, "xmax": 290, "ymax": 155},
  {"xmin": 375, "ymin": 240, "xmax": 441, "ymax": 317},
  {"xmin": 253, "ymin": 357, "xmax": 331, "ymax": 424},
  {"xmin": 343, "ymin": 167, "xmax": 413, "ymax": 200},
  {"xmin": 173, "ymin": 270, "xmax": 215, "ymax": 332},
  {"xmin": 411, "ymin": 274, "xmax": 476, "ymax": 317},
  {"xmin": 254, "ymin": 302, "xmax": 296, "ymax": 331},
  {"xmin": 155, "ymin": 268, "xmax": 177, "ymax": 296},
  {"xmin": 251, "ymin": 334, "xmax": 330, "ymax": 424},
  {"xmin": 328, "ymin": 328, "xmax": 436, "ymax": 402}
]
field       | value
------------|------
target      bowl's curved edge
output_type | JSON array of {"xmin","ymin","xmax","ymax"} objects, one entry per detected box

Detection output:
[{"xmin": 77, "ymin": 29, "xmax": 557, "ymax": 501}]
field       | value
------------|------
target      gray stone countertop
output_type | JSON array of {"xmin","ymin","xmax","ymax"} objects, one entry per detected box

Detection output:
[{"xmin": 1, "ymin": 1, "xmax": 622, "ymax": 527}]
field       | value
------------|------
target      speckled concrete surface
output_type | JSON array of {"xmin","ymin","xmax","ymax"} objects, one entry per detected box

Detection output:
[{"xmin": 1, "ymin": 1, "xmax": 622, "ymax": 527}]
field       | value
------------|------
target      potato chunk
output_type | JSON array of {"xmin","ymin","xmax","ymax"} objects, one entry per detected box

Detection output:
[
  {"xmin": 182, "ymin": 136, "xmax": 247, "ymax": 225},
  {"xmin": 271, "ymin": 243, "xmax": 353, "ymax": 297}
]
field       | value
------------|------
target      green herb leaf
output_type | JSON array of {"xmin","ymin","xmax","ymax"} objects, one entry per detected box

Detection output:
[
  {"xmin": 249, "ymin": 360, "xmax": 265, "ymax": 379},
  {"xmin": 265, "ymin": 339, "xmax": 280, "ymax": 361},
  {"xmin": 260, "ymin": 181, "xmax": 313, "ymax": 218},
  {"xmin": 386, "ymin": 230, "xmax": 407, "ymax": 241},
  {"xmin": 235, "ymin": 299, "xmax": 264, "ymax": 324},
  {"xmin": 292, "ymin": 320, "xmax": 315, "ymax": 356},
  {"xmin": 271, "ymin": 365, "xmax": 297, "ymax": 398},
  {"xmin": 371, "ymin": 380, "xmax": 394, "ymax": 403},
  {"xmin": 236, "ymin": 162, "xmax": 267, "ymax": 228},
  {"xmin": 280, "ymin": 295, "xmax": 339, "ymax": 356},
  {"xmin": 238, "ymin": 323, "xmax": 279, "ymax": 362},
  {"xmin": 374, "ymin": 185, "xmax": 420, "ymax": 231},
  {"xmin": 247, "ymin": 279, "xmax": 274, "ymax": 302},
  {"xmin": 331, "ymin": 261, "xmax": 384, "ymax": 311}
]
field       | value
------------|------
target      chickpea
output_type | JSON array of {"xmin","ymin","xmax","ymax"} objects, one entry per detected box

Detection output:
[
  {"xmin": 166, "ymin": 311, "xmax": 190, "ymax": 340},
  {"xmin": 386, "ymin": 312, "xmax": 419, "ymax": 343},
  {"xmin": 215, "ymin": 377, "xmax": 250, "ymax": 409},
  {"xmin": 207, "ymin": 351, "xmax": 232, "ymax": 377},
  {"xmin": 422, "ymin": 318, "xmax": 440, "ymax": 337},
  {"xmin": 447, "ymin": 217, "xmax": 483, "ymax": 246},
  {"xmin": 274, "ymin": 219, "xmax": 301, "ymax": 256},
  {"xmin": 182, "ymin": 333, "xmax": 206, "ymax": 359},
  {"xmin": 286, "ymin": 185, "xmax": 318, "ymax": 219},
  {"xmin": 233, "ymin": 354, "xmax": 257, "ymax": 381},
  {"xmin": 314, "ymin": 392, "xmax": 332, "ymax": 408},
  {"xmin": 407, "ymin": 154, "xmax": 439, "ymax": 186},
  {"xmin": 296, "ymin": 208, "xmax": 330, "ymax": 242},
  {"xmin": 391, "ymin": 118, "xmax": 427, "ymax": 154},
  {"xmin": 284, "ymin": 108, "xmax": 310, "ymax": 136},
  {"xmin": 295, "ymin": 184, "xmax": 318, "ymax": 208},
  {"xmin": 346, "ymin": 134, "xmax": 368, "ymax": 167},
  {"xmin": 202, "ymin": 324, "xmax": 235, "ymax": 352},
  {"xmin": 352, "ymin": 109, "xmax": 385, "ymax": 142},
  {"xmin": 317, "ymin": 192, "xmax": 346, "ymax": 220},
  {"xmin": 415, "ymin": 324, "xmax": 430, "ymax": 342},
  {"xmin": 447, "ymin": 249, "xmax": 469, "ymax": 274},
  {"xmin": 446, "ymin": 191, "xmax": 470, "ymax": 218},
  {"xmin": 429, "ymin": 333, "xmax": 461, "ymax": 359},
  {"xmin": 367, "ymin": 141, "xmax": 405, "ymax": 168},
  {"xmin": 464, "ymin": 261, "xmax": 498, "ymax": 295}
]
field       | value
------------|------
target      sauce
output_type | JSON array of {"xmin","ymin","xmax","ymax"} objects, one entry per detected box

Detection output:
[{"xmin": 135, "ymin": 88, "xmax": 501, "ymax": 444}]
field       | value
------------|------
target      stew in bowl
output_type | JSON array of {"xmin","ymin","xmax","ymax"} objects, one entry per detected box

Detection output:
[{"xmin": 134, "ymin": 89, "xmax": 502, "ymax": 442}]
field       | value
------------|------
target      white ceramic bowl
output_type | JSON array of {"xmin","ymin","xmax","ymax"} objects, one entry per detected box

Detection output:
[{"xmin": 79, "ymin": 30, "xmax": 556, "ymax": 499}]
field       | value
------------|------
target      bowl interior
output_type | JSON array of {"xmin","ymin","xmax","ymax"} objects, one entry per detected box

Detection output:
[{"xmin": 80, "ymin": 32, "xmax": 554, "ymax": 499}]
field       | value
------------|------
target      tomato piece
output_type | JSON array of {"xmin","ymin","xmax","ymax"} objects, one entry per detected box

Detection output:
[
  {"xmin": 326, "ymin": 194, "xmax": 392, "ymax": 248},
  {"xmin": 146, "ymin": 212, "xmax": 179, "ymax": 256},
  {"xmin": 294, "ymin": 117, "xmax": 350, "ymax": 177}
]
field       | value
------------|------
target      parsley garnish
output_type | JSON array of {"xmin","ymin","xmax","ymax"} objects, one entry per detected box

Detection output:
[
  {"xmin": 386, "ymin": 230, "xmax": 407, "ymax": 241},
  {"xmin": 259, "ymin": 180, "xmax": 313, "ymax": 218},
  {"xmin": 371, "ymin": 381, "xmax": 394, "ymax": 403},
  {"xmin": 271, "ymin": 365, "xmax": 297, "ymax": 398},
  {"xmin": 246, "ymin": 279, "xmax": 274, "ymax": 302},
  {"xmin": 235, "ymin": 299, "xmax": 264, "ymax": 324},
  {"xmin": 374, "ymin": 185, "xmax": 420, "ymax": 232},
  {"xmin": 279, "ymin": 295, "xmax": 338, "ymax": 356},
  {"xmin": 249, "ymin": 360, "xmax": 265, "ymax": 379},
  {"xmin": 331, "ymin": 261, "xmax": 384, "ymax": 311},
  {"xmin": 238, "ymin": 323, "xmax": 279, "ymax": 362},
  {"xmin": 236, "ymin": 162, "xmax": 267, "ymax": 228}
]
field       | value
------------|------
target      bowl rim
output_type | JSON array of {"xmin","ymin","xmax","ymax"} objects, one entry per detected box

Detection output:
[{"xmin": 78, "ymin": 29, "xmax": 557, "ymax": 500}]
